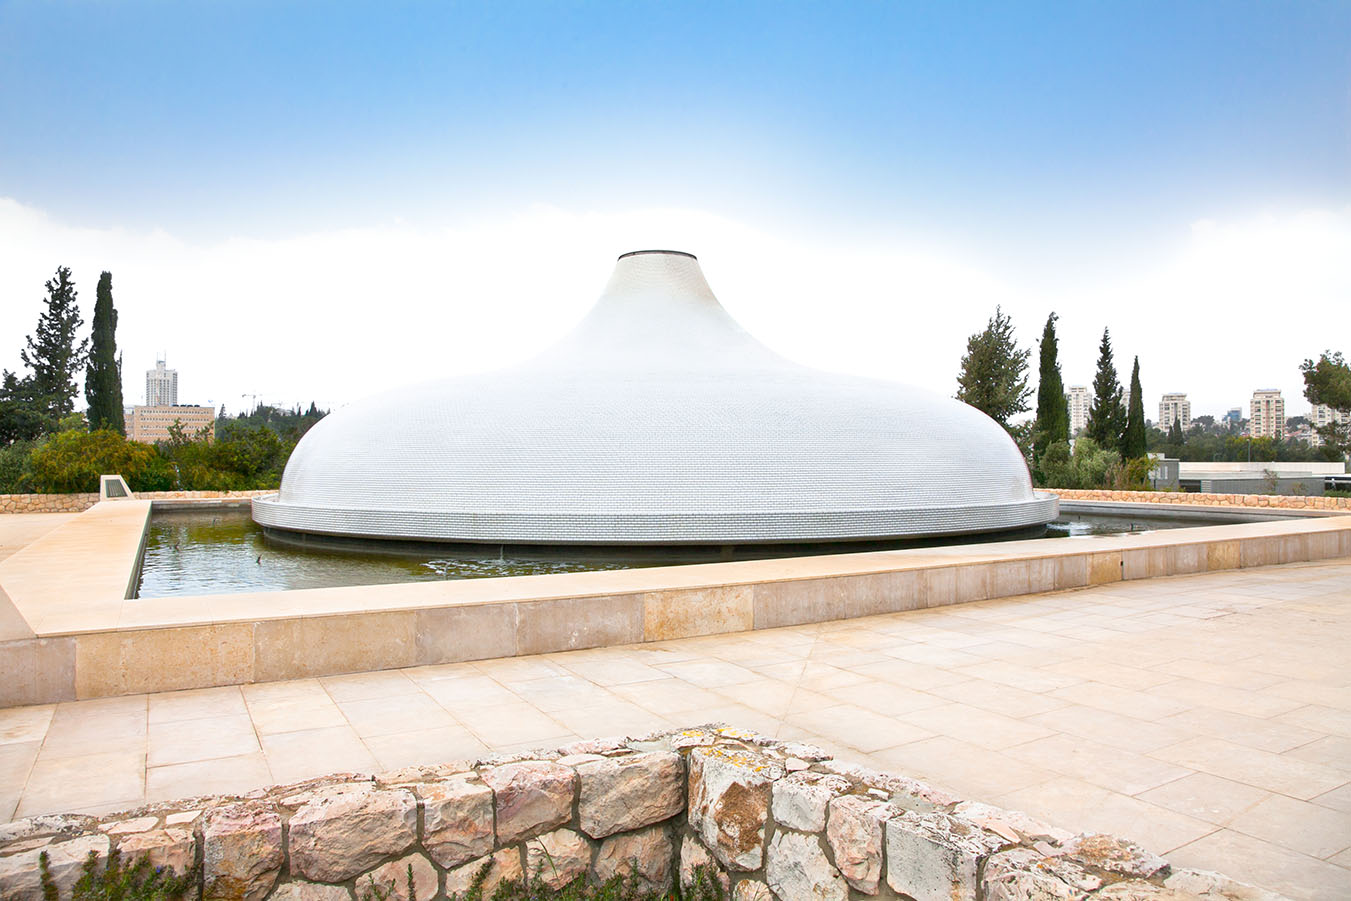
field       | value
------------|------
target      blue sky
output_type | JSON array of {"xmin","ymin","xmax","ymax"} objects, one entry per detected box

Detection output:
[{"xmin": 1, "ymin": 1, "xmax": 1348, "ymax": 414}]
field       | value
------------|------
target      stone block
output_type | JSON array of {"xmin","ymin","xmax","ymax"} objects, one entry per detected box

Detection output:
[
  {"xmin": 445, "ymin": 849, "xmax": 523, "ymax": 898},
  {"xmin": 920, "ymin": 566, "xmax": 957, "ymax": 607},
  {"xmin": 516, "ymin": 594, "xmax": 642, "ymax": 656},
  {"xmin": 771, "ymin": 771, "xmax": 850, "ymax": 833},
  {"xmin": 418, "ymin": 775, "xmax": 494, "ymax": 868},
  {"xmin": 679, "ymin": 834, "xmax": 729, "ymax": 895},
  {"xmin": 688, "ymin": 746, "xmax": 783, "ymax": 871},
  {"xmin": 643, "ymin": 585, "xmax": 753, "ymax": 641},
  {"xmin": 593, "ymin": 824, "xmax": 673, "ymax": 893},
  {"xmin": 765, "ymin": 830, "xmax": 848, "ymax": 901},
  {"xmin": 358, "ymin": 852, "xmax": 437, "ymax": 901},
  {"xmin": 885, "ymin": 810, "xmax": 1007, "ymax": 901},
  {"xmin": 1088, "ymin": 552, "xmax": 1122, "ymax": 585},
  {"xmin": 577, "ymin": 750, "xmax": 684, "ymax": 838},
  {"xmin": 980, "ymin": 848, "xmax": 1102, "ymax": 901},
  {"xmin": 481, "ymin": 760, "xmax": 575, "ymax": 844},
  {"xmin": 732, "ymin": 880, "xmax": 773, "ymax": 901},
  {"xmin": 267, "ymin": 882, "xmax": 352, "ymax": 901},
  {"xmin": 115, "ymin": 827, "xmax": 195, "ymax": 876},
  {"xmin": 0, "ymin": 834, "xmax": 109, "ymax": 900},
  {"xmin": 826, "ymin": 795, "xmax": 891, "ymax": 894},
  {"xmin": 1061, "ymin": 833, "xmax": 1167, "ymax": 880},
  {"xmin": 288, "ymin": 788, "xmax": 418, "ymax": 883},
  {"xmin": 1206, "ymin": 541, "xmax": 1240, "ymax": 572},
  {"xmin": 254, "ymin": 612, "xmax": 416, "ymax": 683},
  {"xmin": 524, "ymin": 828, "xmax": 591, "ymax": 890},
  {"xmin": 202, "ymin": 802, "xmax": 283, "ymax": 901},
  {"xmin": 415, "ymin": 603, "xmax": 518, "ymax": 665},
  {"xmin": 954, "ymin": 563, "xmax": 992, "ymax": 602}
]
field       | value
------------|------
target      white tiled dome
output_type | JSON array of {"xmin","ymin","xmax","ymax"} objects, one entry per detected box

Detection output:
[{"xmin": 252, "ymin": 250, "xmax": 1056, "ymax": 544}]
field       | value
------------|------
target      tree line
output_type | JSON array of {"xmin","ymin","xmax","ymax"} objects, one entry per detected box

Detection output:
[
  {"xmin": 955, "ymin": 310, "xmax": 1350, "ymax": 490},
  {"xmin": 0, "ymin": 266, "xmax": 327, "ymax": 494}
]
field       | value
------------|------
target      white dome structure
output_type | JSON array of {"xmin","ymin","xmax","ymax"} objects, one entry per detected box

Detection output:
[{"xmin": 253, "ymin": 250, "xmax": 1056, "ymax": 545}]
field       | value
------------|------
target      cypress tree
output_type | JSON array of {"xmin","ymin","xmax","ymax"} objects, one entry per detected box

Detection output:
[
  {"xmin": 85, "ymin": 271, "xmax": 125, "ymax": 435},
  {"xmin": 955, "ymin": 306, "xmax": 1032, "ymax": 435},
  {"xmin": 1166, "ymin": 418, "xmax": 1184, "ymax": 446},
  {"xmin": 1122, "ymin": 355, "xmax": 1147, "ymax": 459},
  {"xmin": 1085, "ymin": 328, "xmax": 1125, "ymax": 449},
  {"xmin": 20, "ymin": 267, "xmax": 88, "ymax": 431},
  {"xmin": 1032, "ymin": 313, "xmax": 1069, "ymax": 462}
]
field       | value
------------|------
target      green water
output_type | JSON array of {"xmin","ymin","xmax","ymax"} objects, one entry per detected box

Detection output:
[{"xmin": 134, "ymin": 509, "xmax": 1217, "ymax": 599}]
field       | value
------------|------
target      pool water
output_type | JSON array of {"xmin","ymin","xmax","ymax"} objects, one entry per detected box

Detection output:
[{"xmin": 133, "ymin": 508, "xmax": 1232, "ymax": 599}]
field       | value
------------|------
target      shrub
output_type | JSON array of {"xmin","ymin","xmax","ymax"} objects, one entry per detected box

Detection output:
[
  {"xmin": 26, "ymin": 430, "xmax": 173, "ymax": 493},
  {"xmin": 38, "ymin": 848, "xmax": 195, "ymax": 901}
]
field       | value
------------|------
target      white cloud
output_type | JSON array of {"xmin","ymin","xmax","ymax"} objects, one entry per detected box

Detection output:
[{"xmin": 0, "ymin": 198, "xmax": 1346, "ymax": 420}]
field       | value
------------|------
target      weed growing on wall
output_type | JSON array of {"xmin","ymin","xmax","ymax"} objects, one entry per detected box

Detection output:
[{"xmin": 38, "ymin": 849, "xmax": 195, "ymax": 901}]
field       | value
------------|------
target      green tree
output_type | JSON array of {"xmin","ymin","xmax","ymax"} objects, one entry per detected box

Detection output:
[
  {"xmin": 955, "ymin": 306, "xmax": 1032, "ymax": 437},
  {"xmin": 1084, "ymin": 328, "xmax": 1125, "ymax": 449},
  {"xmin": 1301, "ymin": 350, "xmax": 1351, "ymax": 455},
  {"xmin": 21, "ymin": 267, "xmax": 88, "ymax": 431},
  {"xmin": 1166, "ymin": 418, "xmax": 1183, "ymax": 446},
  {"xmin": 1038, "ymin": 437, "xmax": 1120, "ymax": 489},
  {"xmin": 1032, "ymin": 313, "xmax": 1069, "ymax": 468},
  {"xmin": 0, "ymin": 371, "xmax": 47, "ymax": 444},
  {"xmin": 85, "ymin": 271, "xmax": 125, "ymax": 435},
  {"xmin": 1122, "ymin": 355, "xmax": 1147, "ymax": 459}
]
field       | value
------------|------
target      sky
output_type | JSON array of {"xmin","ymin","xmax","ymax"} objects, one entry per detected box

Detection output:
[{"xmin": 1, "ymin": 0, "xmax": 1348, "ymax": 419}]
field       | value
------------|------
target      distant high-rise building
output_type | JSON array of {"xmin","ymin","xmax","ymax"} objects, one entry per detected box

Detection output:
[
  {"xmin": 129, "ymin": 405, "xmax": 216, "ymax": 444},
  {"xmin": 1250, "ymin": 389, "xmax": 1285, "ymax": 439},
  {"xmin": 1066, "ymin": 385, "xmax": 1090, "ymax": 436},
  {"xmin": 1158, "ymin": 393, "xmax": 1191, "ymax": 431},
  {"xmin": 146, "ymin": 358, "xmax": 178, "ymax": 406},
  {"xmin": 1310, "ymin": 403, "xmax": 1350, "ymax": 447},
  {"xmin": 1223, "ymin": 408, "xmax": 1243, "ymax": 429}
]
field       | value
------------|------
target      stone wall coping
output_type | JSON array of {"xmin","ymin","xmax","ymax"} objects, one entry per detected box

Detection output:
[
  {"xmin": 0, "ymin": 726, "xmax": 1285, "ymax": 901},
  {"xmin": 2, "ymin": 499, "xmax": 1349, "ymax": 704}
]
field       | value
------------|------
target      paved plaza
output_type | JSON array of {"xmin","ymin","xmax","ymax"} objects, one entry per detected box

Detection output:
[{"xmin": 0, "ymin": 555, "xmax": 1348, "ymax": 898}]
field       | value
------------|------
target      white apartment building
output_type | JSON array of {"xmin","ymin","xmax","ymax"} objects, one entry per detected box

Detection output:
[
  {"xmin": 1310, "ymin": 403, "xmax": 1350, "ymax": 447},
  {"xmin": 146, "ymin": 359, "xmax": 178, "ymax": 406},
  {"xmin": 1066, "ymin": 385, "xmax": 1090, "ymax": 436},
  {"xmin": 1158, "ymin": 393, "xmax": 1191, "ymax": 431},
  {"xmin": 1250, "ymin": 389, "xmax": 1285, "ymax": 439}
]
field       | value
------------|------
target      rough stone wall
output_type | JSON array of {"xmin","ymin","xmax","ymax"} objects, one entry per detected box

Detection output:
[
  {"xmin": 0, "ymin": 490, "xmax": 273, "ymax": 515},
  {"xmin": 1053, "ymin": 488, "xmax": 1351, "ymax": 510},
  {"xmin": 0, "ymin": 726, "xmax": 1281, "ymax": 901}
]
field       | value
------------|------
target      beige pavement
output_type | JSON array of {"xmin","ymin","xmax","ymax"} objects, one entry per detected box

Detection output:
[
  {"xmin": 1, "ymin": 559, "xmax": 1349, "ymax": 898},
  {"xmin": 0, "ymin": 513, "xmax": 76, "ymax": 564}
]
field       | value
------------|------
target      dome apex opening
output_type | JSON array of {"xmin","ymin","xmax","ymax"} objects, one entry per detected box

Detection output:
[{"xmin": 617, "ymin": 249, "xmax": 698, "ymax": 260}]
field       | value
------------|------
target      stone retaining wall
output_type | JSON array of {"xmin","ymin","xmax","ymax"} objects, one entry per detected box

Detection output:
[
  {"xmin": 0, "ymin": 490, "xmax": 273, "ymax": 515},
  {"xmin": 0, "ymin": 727, "xmax": 1280, "ymax": 901},
  {"xmin": 1052, "ymin": 488, "xmax": 1351, "ymax": 510}
]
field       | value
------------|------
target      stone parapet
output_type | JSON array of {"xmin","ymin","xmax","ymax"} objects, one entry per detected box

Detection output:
[
  {"xmin": 0, "ymin": 490, "xmax": 273, "ymax": 515},
  {"xmin": 1053, "ymin": 488, "xmax": 1351, "ymax": 510},
  {"xmin": 0, "ymin": 726, "xmax": 1283, "ymax": 901}
]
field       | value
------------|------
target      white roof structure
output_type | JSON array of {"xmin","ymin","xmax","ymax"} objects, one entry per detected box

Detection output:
[{"xmin": 253, "ymin": 250, "xmax": 1056, "ymax": 545}]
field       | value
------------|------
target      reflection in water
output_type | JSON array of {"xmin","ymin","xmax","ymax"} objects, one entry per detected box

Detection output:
[{"xmin": 135, "ymin": 509, "xmax": 1223, "ymax": 599}]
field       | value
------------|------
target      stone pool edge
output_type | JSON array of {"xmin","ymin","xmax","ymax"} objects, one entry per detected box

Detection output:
[{"xmin": 1, "ymin": 500, "xmax": 1349, "ymax": 705}]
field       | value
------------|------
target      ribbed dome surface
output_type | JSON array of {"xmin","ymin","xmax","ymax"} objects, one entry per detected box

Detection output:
[{"xmin": 253, "ymin": 251, "xmax": 1057, "ymax": 544}]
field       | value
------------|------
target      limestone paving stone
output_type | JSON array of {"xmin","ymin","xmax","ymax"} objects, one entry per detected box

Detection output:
[
  {"xmin": 885, "ymin": 809, "xmax": 1009, "ymax": 901},
  {"xmin": 825, "ymin": 794, "xmax": 892, "ymax": 894},
  {"xmin": 764, "ymin": 829, "xmax": 849, "ymax": 901},
  {"xmin": 687, "ymin": 745, "xmax": 784, "ymax": 871},
  {"xmin": 287, "ymin": 787, "xmax": 417, "ymax": 883},
  {"xmin": 524, "ymin": 828, "xmax": 591, "ymax": 890},
  {"xmin": 576, "ymin": 750, "xmax": 684, "ymax": 838},
  {"xmin": 445, "ymin": 848, "xmax": 524, "ymax": 898},
  {"xmin": 201, "ymin": 802, "xmax": 283, "ymax": 901},
  {"xmin": 480, "ymin": 760, "xmax": 576, "ymax": 844},
  {"xmin": 1163, "ymin": 867, "xmax": 1288, "ymax": 900},
  {"xmin": 417, "ymin": 775, "xmax": 494, "ymax": 868},
  {"xmin": 771, "ymin": 771, "xmax": 851, "ymax": 833},
  {"xmin": 359, "ymin": 852, "xmax": 437, "ymax": 901},
  {"xmin": 593, "ymin": 824, "xmax": 674, "ymax": 892}
]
